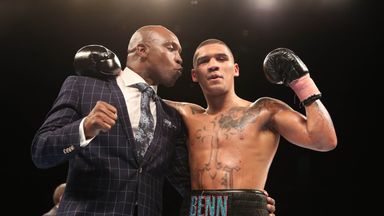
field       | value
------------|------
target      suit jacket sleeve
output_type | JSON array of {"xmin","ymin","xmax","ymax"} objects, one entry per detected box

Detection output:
[{"xmin": 31, "ymin": 76, "xmax": 85, "ymax": 168}]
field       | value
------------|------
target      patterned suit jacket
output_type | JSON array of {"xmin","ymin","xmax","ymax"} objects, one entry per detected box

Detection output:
[{"xmin": 32, "ymin": 76, "xmax": 190, "ymax": 215}]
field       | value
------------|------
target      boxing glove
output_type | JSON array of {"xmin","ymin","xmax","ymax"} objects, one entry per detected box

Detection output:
[
  {"xmin": 73, "ymin": 44, "xmax": 121, "ymax": 79},
  {"xmin": 263, "ymin": 48, "xmax": 309, "ymax": 86},
  {"xmin": 263, "ymin": 48, "xmax": 321, "ymax": 106}
]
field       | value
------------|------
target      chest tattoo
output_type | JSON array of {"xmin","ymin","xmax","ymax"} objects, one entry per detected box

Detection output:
[{"xmin": 194, "ymin": 107, "xmax": 257, "ymax": 188}]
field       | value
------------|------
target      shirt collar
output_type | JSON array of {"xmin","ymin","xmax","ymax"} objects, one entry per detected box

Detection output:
[{"xmin": 120, "ymin": 67, "xmax": 158, "ymax": 93}]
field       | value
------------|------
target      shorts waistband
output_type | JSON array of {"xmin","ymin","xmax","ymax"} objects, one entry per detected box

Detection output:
[{"xmin": 191, "ymin": 189, "xmax": 265, "ymax": 195}]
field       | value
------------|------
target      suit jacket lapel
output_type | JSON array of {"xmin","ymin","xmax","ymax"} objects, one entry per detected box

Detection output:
[
  {"xmin": 141, "ymin": 97, "xmax": 164, "ymax": 164},
  {"xmin": 108, "ymin": 79, "xmax": 140, "ymax": 163}
]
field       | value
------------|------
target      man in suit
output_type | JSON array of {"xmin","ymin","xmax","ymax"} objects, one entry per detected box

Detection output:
[{"xmin": 31, "ymin": 25, "xmax": 190, "ymax": 216}]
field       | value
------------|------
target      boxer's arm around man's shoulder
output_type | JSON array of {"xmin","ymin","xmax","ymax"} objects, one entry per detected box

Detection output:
[{"xmin": 164, "ymin": 100, "xmax": 205, "ymax": 117}]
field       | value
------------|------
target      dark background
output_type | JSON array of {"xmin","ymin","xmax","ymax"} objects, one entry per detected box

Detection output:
[{"xmin": 2, "ymin": 0, "xmax": 380, "ymax": 215}]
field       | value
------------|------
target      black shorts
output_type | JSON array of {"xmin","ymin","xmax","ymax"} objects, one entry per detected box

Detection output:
[{"xmin": 180, "ymin": 189, "xmax": 269, "ymax": 216}]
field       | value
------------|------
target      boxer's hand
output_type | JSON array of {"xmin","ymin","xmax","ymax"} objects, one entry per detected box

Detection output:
[
  {"xmin": 74, "ymin": 44, "xmax": 121, "ymax": 79},
  {"xmin": 83, "ymin": 101, "xmax": 118, "ymax": 139}
]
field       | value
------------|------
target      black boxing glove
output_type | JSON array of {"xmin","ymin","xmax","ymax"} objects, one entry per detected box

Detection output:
[
  {"xmin": 74, "ymin": 44, "xmax": 121, "ymax": 79},
  {"xmin": 263, "ymin": 48, "xmax": 309, "ymax": 85},
  {"xmin": 263, "ymin": 48, "xmax": 321, "ymax": 106}
]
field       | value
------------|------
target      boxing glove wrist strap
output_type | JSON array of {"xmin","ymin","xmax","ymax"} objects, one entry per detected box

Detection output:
[{"xmin": 289, "ymin": 74, "xmax": 321, "ymax": 104}]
